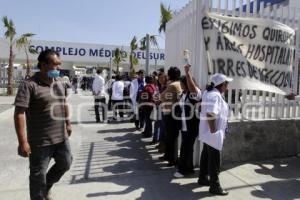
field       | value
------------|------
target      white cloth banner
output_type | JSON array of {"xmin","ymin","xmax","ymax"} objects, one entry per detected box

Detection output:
[{"xmin": 202, "ymin": 13, "xmax": 296, "ymax": 94}]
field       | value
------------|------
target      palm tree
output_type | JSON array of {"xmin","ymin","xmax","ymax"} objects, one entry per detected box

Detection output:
[
  {"xmin": 139, "ymin": 35, "xmax": 159, "ymax": 50},
  {"xmin": 159, "ymin": 3, "xmax": 173, "ymax": 33},
  {"xmin": 16, "ymin": 33, "xmax": 38, "ymax": 78},
  {"xmin": 139, "ymin": 35, "xmax": 159, "ymax": 75},
  {"xmin": 129, "ymin": 36, "xmax": 139, "ymax": 76},
  {"xmin": 2, "ymin": 16, "xmax": 16, "ymax": 95},
  {"xmin": 113, "ymin": 47, "xmax": 125, "ymax": 74}
]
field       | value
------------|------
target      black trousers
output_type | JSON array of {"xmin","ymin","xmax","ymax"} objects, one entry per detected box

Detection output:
[
  {"xmin": 177, "ymin": 129, "xmax": 198, "ymax": 175},
  {"xmin": 94, "ymin": 97, "xmax": 106, "ymax": 122},
  {"xmin": 163, "ymin": 114, "xmax": 180, "ymax": 164},
  {"xmin": 134, "ymin": 106, "xmax": 145, "ymax": 129},
  {"xmin": 142, "ymin": 106, "xmax": 153, "ymax": 137},
  {"xmin": 199, "ymin": 143, "xmax": 221, "ymax": 188}
]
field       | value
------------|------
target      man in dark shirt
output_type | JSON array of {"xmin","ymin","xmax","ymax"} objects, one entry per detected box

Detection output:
[{"xmin": 14, "ymin": 49, "xmax": 72, "ymax": 200}]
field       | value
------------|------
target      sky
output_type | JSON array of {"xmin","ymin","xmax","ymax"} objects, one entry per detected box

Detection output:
[{"xmin": 0, "ymin": 0, "xmax": 192, "ymax": 48}]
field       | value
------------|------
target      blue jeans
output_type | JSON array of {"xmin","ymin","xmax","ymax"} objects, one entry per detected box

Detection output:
[{"xmin": 29, "ymin": 140, "xmax": 73, "ymax": 200}]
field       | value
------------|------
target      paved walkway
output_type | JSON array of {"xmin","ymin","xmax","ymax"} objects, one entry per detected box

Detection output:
[{"xmin": 0, "ymin": 92, "xmax": 300, "ymax": 200}]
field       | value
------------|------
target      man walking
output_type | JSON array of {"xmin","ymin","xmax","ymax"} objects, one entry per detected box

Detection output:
[
  {"xmin": 92, "ymin": 69, "xmax": 106, "ymax": 123},
  {"xmin": 14, "ymin": 49, "xmax": 73, "ymax": 200}
]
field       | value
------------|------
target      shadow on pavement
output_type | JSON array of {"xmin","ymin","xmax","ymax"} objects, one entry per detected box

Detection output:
[
  {"xmin": 251, "ymin": 158, "xmax": 300, "ymax": 200},
  {"xmin": 97, "ymin": 127, "xmax": 136, "ymax": 134},
  {"xmin": 69, "ymin": 128, "xmax": 213, "ymax": 200}
]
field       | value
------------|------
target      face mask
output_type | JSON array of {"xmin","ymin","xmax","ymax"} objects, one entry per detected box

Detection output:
[{"xmin": 47, "ymin": 70, "xmax": 60, "ymax": 78}]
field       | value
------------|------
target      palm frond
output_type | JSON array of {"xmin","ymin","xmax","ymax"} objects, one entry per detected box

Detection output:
[
  {"xmin": 21, "ymin": 33, "xmax": 35, "ymax": 37},
  {"xmin": 113, "ymin": 47, "xmax": 125, "ymax": 69},
  {"xmin": 130, "ymin": 36, "xmax": 138, "ymax": 51},
  {"xmin": 2, "ymin": 16, "xmax": 16, "ymax": 41},
  {"xmin": 16, "ymin": 32, "xmax": 36, "ymax": 50},
  {"xmin": 2, "ymin": 16, "xmax": 9, "ymax": 27},
  {"xmin": 139, "ymin": 35, "xmax": 159, "ymax": 50},
  {"xmin": 139, "ymin": 37, "xmax": 146, "ymax": 50},
  {"xmin": 149, "ymin": 35, "xmax": 159, "ymax": 48},
  {"xmin": 29, "ymin": 48, "xmax": 38, "ymax": 54},
  {"xmin": 159, "ymin": 3, "xmax": 172, "ymax": 33}
]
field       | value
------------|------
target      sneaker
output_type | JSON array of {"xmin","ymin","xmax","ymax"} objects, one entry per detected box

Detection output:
[
  {"xmin": 209, "ymin": 187, "xmax": 229, "ymax": 196},
  {"xmin": 173, "ymin": 172, "xmax": 184, "ymax": 178}
]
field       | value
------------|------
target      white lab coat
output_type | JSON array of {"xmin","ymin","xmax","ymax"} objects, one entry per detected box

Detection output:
[
  {"xmin": 130, "ymin": 78, "xmax": 145, "ymax": 114},
  {"xmin": 198, "ymin": 88, "xmax": 229, "ymax": 151}
]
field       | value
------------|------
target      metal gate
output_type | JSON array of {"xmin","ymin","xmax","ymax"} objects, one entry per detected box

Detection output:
[
  {"xmin": 165, "ymin": 0, "xmax": 300, "ymax": 165},
  {"xmin": 165, "ymin": 0, "xmax": 300, "ymax": 121}
]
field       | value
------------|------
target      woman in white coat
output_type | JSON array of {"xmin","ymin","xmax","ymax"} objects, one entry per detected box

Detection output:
[{"xmin": 198, "ymin": 73, "xmax": 232, "ymax": 196}]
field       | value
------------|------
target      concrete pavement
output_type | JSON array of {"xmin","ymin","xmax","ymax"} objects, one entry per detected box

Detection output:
[{"xmin": 0, "ymin": 91, "xmax": 299, "ymax": 200}]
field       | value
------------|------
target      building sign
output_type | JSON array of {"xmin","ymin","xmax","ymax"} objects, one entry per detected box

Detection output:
[
  {"xmin": 29, "ymin": 45, "xmax": 165, "ymax": 61},
  {"xmin": 0, "ymin": 39, "xmax": 165, "ymax": 66},
  {"xmin": 202, "ymin": 13, "xmax": 296, "ymax": 94}
]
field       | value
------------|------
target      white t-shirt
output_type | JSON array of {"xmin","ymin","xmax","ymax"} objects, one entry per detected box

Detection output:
[
  {"xmin": 92, "ymin": 74, "xmax": 105, "ymax": 97},
  {"xmin": 180, "ymin": 88, "xmax": 202, "ymax": 132},
  {"xmin": 198, "ymin": 88, "xmax": 229, "ymax": 151},
  {"xmin": 112, "ymin": 81, "xmax": 124, "ymax": 100}
]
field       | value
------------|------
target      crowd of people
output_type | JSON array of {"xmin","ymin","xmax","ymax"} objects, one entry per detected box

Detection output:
[
  {"xmin": 14, "ymin": 49, "xmax": 235, "ymax": 199},
  {"xmin": 92, "ymin": 64, "xmax": 232, "ymax": 196}
]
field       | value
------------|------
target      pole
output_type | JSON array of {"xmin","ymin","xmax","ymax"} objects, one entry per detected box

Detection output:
[
  {"xmin": 109, "ymin": 57, "xmax": 112, "ymax": 80},
  {"xmin": 145, "ymin": 33, "xmax": 150, "ymax": 75},
  {"xmin": 0, "ymin": 61, "xmax": 3, "ymax": 87}
]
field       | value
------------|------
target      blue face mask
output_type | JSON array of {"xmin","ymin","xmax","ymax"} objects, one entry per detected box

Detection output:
[{"xmin": 47, "ymin": 70, "xmax": 60, "ymax": 78}]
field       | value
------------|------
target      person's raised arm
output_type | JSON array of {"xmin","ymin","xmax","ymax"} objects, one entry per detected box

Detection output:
[{"xmin": 184, "ymin": 65, "xmax": 198, "ymax": 94}]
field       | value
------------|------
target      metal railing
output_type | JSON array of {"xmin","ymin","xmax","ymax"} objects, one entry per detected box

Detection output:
[{"xmin": 165, "ymin": 0, "xmax": 300, "ymax": 121}]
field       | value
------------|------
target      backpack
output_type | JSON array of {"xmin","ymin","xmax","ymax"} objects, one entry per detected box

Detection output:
[
  {"xmin": 139, "ymin": 84, "xmax": 155, "ymax": 103},
  {"xmin": 123, "ymin": 83, "xmax": 130, "ymax": 97}
]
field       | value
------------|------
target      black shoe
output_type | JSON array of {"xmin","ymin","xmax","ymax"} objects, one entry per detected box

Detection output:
[
  {"xmin": 167, "ymin": 161, "xmax": 177, "ymax": 167},
  {"xmin": 142, "ymin": 134, "xmax": 152, "ymax": 138},
  {"xmin": 197, "ymin": 178, "xmax": 209, "ymax": 186},
  {"xmin": 158, "ymin": 156, "xmax": 167, "ymax": 161},
  {"xmin": 209, "ymin": 187, "xmax": 229, "ymax": 196},
  {"xmin": 148, "ymin": 140, "xmax": 158, "ymax": 145}
]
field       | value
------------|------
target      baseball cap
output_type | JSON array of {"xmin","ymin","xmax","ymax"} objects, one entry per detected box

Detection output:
[{"xmin": 211, "ymin": 73, "xmax": 233, "ymax": 86}]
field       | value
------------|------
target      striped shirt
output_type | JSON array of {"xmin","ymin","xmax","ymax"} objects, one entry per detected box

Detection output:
[{"xmin": 14, "ymin": 73, "xmax": 68, "ymax": 147}]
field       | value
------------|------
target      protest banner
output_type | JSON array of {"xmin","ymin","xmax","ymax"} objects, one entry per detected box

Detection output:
[{"xmin": 202, "ymin": 13, "xmax": 296, "ymax": 94}]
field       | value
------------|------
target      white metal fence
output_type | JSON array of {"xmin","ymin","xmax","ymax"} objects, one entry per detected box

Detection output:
[{"xmin": 165, "ymin": 0, "xmax": 300, "ymax": 121}]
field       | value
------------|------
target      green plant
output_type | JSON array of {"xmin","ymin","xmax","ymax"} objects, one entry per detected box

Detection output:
[
  {"xmin": 129, "ymin": 36, "xmax": 139, "ymax": 76},
  {"xmin": 159, "ymin": 3, "xmax": 173, "ymax": 33},
  {"xmin": 139, "ymin": 35, "xmax": 159, "ymax": 51},
  {"xmin": 2, "ymin": 16, "xmax": 16, "ymax": 95},
  {"xmin": 113, "ymin": 47, "xmax": 125, "ymax": 74},
  {"xmin": 16, "ymin": 33, "xmax": 38, "ymax": 77}
]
